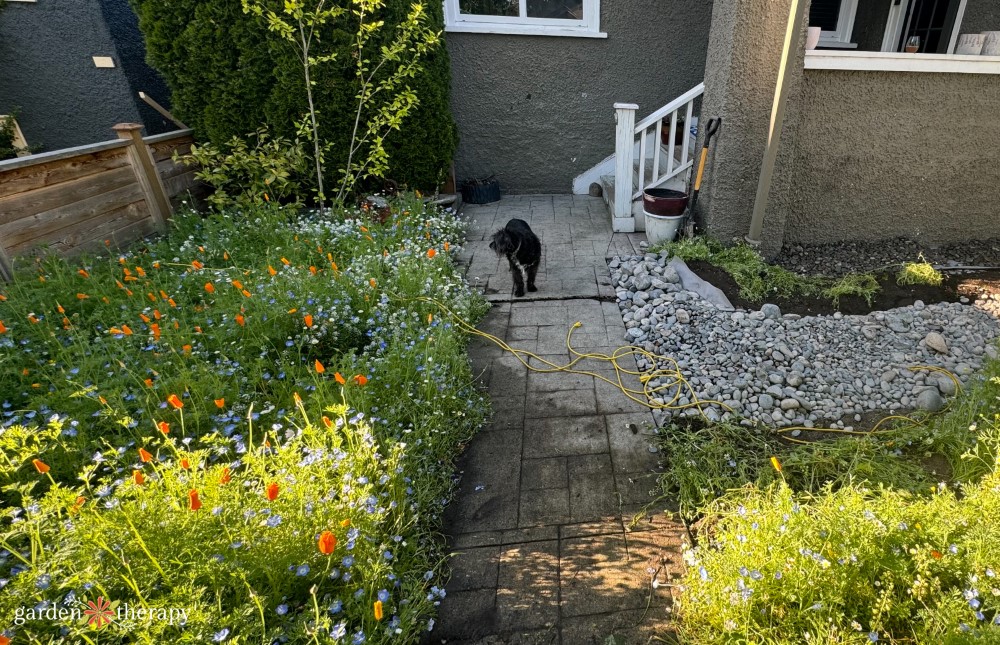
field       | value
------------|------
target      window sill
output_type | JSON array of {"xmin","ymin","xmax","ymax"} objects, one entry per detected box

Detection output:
[
  {"xmin": 805, "ymin": 50, "xmax": 1000, "ymax": 74},
  {"xmin": 817, "ymin": 41, "xmax": 859, "ymax": 49},
  {"xmin": 445, "ymin": 23, "xmax": 607, "ymax": 38}
]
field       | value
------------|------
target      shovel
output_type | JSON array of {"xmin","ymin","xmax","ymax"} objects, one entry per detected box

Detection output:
[{"xmin": 682, "ymin": 117, "xmax": 721, "ymax": 239}]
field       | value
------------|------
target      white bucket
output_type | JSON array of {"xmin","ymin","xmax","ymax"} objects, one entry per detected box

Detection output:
[{"xmin": 643, "ymin": 210, "xmax": 684, "ymax": 244}]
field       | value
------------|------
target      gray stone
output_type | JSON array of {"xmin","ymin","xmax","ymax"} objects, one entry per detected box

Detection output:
[
  {"xmin": 936, "ymin": 375, "xmax": 957, "ymax": 397},
  {"xmin": 675, "ymin": 308, "xmax": 691, "ymax": 324},
  {"xmin": 924, "ymin": 332, "xmax": 949, "ymax": 354},
  {"xmin": 780, "ymin": 398, "xmax": 800, "ymax": 411},
  {"xmin": 915, "ymin": 388, "xmax": 945, "ymax": 412},
  {"xmin": 758, "ymin": 393, "xmax": 774, "ymax": 409},
  {"xmin": 760, "ymin": 303, "xmax": 781, "ymax": 320},
  {"xmin": 881, "ymin": 369, "xmax": 898, "ymax": 383},
  {"xmin": 786, "ymin": 372, "xmax": 803, "ymax": 387}
]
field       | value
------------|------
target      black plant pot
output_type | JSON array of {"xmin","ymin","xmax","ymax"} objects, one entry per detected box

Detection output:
[{"xmin": 461, "ymin": 178, "xmax": 501, "ymax": 204}]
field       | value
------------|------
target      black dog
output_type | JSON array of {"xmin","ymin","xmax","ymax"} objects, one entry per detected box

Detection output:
[{"xmin": 489, "ymin": 218, "xmax": 541, "ymax": 297}]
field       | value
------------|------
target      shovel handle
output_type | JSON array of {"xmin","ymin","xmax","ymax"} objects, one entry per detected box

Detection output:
[{"xmin": 704, "ymin": 117, "xmax": 722, "ymax": 145}]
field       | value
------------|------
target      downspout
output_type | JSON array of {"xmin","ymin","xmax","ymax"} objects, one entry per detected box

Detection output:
[{"xmin": 745, "ymin": 0, "xmax": 809, "ymax": 247}]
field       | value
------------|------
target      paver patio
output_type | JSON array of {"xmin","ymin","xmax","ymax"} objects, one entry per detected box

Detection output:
[{"xmin": 434, "ymin": 196, "xmax": 687, "ymax": 644}]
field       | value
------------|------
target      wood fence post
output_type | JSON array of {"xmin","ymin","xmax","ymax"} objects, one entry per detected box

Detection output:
[
  {"xmin": 0, "ymin": 241, "xmax": 12, "ymax": 282},
  {"xmin": 113, "ymin": 123, "xmax": 171, "ymax": 232}
]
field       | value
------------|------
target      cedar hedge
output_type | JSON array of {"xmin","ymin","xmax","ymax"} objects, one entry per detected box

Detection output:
[{"xmin": 130, "ymin": 0, "xmax": 457, "ymax": 192}]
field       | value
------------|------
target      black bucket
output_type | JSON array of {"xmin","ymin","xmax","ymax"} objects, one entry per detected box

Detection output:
[
  {"xmin": 461, "ymin": 178, "xmax": 501, "ymax": 205},
  {"xmin": 642, "ymin": 188, "xmax": 689, "ymax": 217}
]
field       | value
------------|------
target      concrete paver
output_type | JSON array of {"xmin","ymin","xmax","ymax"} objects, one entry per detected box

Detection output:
[{"xmin": 438, "ymin": 196, "xmax": 682, "ymax": 644}]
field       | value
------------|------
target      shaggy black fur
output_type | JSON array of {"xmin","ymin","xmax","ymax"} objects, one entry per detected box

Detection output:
[{"xmin": 489, "ymin": 218, "xmax": 541, "ymax": 297}]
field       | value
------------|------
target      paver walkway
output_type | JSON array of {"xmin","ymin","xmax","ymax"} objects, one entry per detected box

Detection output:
[{"xmin": 434, "ymin": 196, "xmax": 686, "ymax": 644}]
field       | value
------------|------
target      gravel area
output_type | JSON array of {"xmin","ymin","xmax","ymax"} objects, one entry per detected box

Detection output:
[
  {"xmin": 611, "ymin": 252, "xmax": 1000, "ymax": 430},
  {"xmin": 776, "ymin": 238, "xmax": 1000, "ymax": 278}
]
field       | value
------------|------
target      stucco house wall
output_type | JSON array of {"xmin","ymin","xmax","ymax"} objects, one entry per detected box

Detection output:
[
  {"xmin": 961, "ymin": 1, "xmax": 999, "ymax": 35},
  {"xmin": 779, "ymin": 68, "xmax": 1000, "ymax": 246},
  {"xmin": 0, "ymin": 0, "xmax": 171, "ymax": 153},
  {"xmin": 446, "ymin": 0, "xmax": 714, "ymax": 194}
]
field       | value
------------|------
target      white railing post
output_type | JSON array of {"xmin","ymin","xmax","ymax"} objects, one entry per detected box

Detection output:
[{"xmin": 613, "ymin": 103, "xmax": 638, "ymax": 221}]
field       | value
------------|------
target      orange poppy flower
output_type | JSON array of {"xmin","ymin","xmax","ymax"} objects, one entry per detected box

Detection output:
[
  {"xmin": 150, "ymin": 323, "xmax": 161, "ymax": 341},
  {"xmin": 78, "ymin": 269, "xmax": 90, "ymax": 278},
  {"xmin": 133, "ymin": 470, "xmax": 145, "ymax": 485},
  {"xmin": 341, "ymin": 518, "xmax": 351, "ymax": 528},
  {"xmin": 322, "ymin": 416, "xmax": 333, "ymax": 428},
  {"xmin": 314, "ymin": 359, "xmax": 326, "ymax": 374},
  {"xmin": 147, "ymin": 292, "xmax": 157, "ymax": 302},
  {"xmin": 144, "ymin": 378, "xmax": 153, "ymax": 387},
  {"xmin": 160, "ymin": 290, "xmax": 169, "ymax": 300},
  {"xmin": 32, "ymin": 459, "xmax": 50, "ymax": 474},
  {"xmin": 167, "ymin": 394, "xmax": 184, "ymax": 409},
  {"xmin": 304, "ymin": 314, "xmax": 313, "ymax": 328},
  {"xmin": 0, "ymin": 321, "xmax": 6, "ymax": 334},
  {"xmin": 121, "ymin": 324, "xmax": 133, "ymax": 336},
  {"xmin": 153, "ymin": 310, "xmax": 161, "ymax": 320},
  {"xmin": 0, "ymin": 293, "xmax": 6, "ymax": 301},
  {"xmin": 182, "ymin": 344, "xmax": 192, "ymax": 355},
  {"xmin": 77, "ymin": 293, "xmax": 89, "ymax": 300},
  {"xmin": 931, "ymin": 550, "xmax": 943, "ymax": 559},
  {"xmin": 353, "ymin": 374, "xmax": 368, "ymax": 386},
  {"xmin": 189, "ymin": 490, "xmax": 202, "ymax": 511},
  {"xmin": 241, "ymin": 289, "xmax": 251, "ymax": 298},
  {"xmin": 180, "ymin": 458, "xmax": 191, "ymax": 470},
  {"xmin": 331, "ymin": 261, "xmax": 339, "ymax": 273},
  {"xmin": 235, "ymin": 314, "xmax": 245, "ymax": 327},
  {"xmin": 360, "ymin": 225, "xmax": 369, "ymax": 233},
  {"xmin": 109, "ymin": 327, "xmax": 124, "ymax": 336},
  {"xmin": 220, "ymin": 467, "xmax": 232, "ymax": 485},
  {"xmin": 318, "ymin": 531, "xmax": 337, "ymax": 555},
  {"xmin": 173, "ymin": 320, "xmax": 180, "ymax": 330},
  {"xmin": 191, "ymin": 260, "xmax": 204, "ymax": 270},
  {"xmin": 139, "ymin": 447, "xmax": 153, "ymax": 462},
  {"xmin": 27, "ymin": 314, "xmax": 39, "ymax": 324},
  {"xmin": 266, "ymin": 482, "xmax": 279, "ymax": 501},
  {"xmin": 369, "ymin": 278, "xmax": 377, "ymax": 288},
  {"xmin": 0, "ymin": 634, "xmax": 10, "ymax": 645},
  {"xmin": 232, "ymin": 280, "xmax": 244, "ymax": 291},
  {"xmin": 205, "ymin": 283, "xmax": 215, "ymax": 294},
  {"xmin": 140, "ymin": 313, "xmax": 151, "ymax": 323},
  {"xmin": 214, "ymin": 398, "xmax": 225, "ymax": 408},
  {"xmin": 335, "ymin": 372, "xmax": 346, "ymax": 385},
  {"xmin": 309, "ymin": 266, "xmax": 318, "ymax": 276},
  {"xmin": 56, "ymin": 304, "xmax": 65, "ymax": 314},
  {"xmin": 135, "ymin": 266, "xmax": 146, "ymax": 277},
  {"xmin": 374, "ymin": 600, "xmax": 383, "ymax": 621},
  {"xmin": 444, "ymin": 241, "xmax": 450, "ymax": 252},
  {"xmin": 98, "ymin": 395, "xmax": 107, "ymax": 405},
  {"xmin": 168, "ymin": 298, "xmax": 177, "ymax": 308},
  {"xmin": 268, "ymin": 265, "xmax": 277, "ymax": 276},
  {"xmin": 281, "ymin": 257, "xmax": 290, "ymax": 266},
  {"xmin": 427, "ymin": 248, "xmax": 437, "ymax": 258},
  {"xmin": 158, "ymin": 421, "xmax": 170, "ymax": 434}
]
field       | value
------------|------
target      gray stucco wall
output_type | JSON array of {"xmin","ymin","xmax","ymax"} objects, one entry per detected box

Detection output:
[
  {"xmin": 778, "ymin": 69, "xmax": 1000, "ymax": 246},
  {"xmin": 446, "ymin": 0, "xmax": 713, "ymax": 193},
  {"xmin": 0, "ymin": 0, "xmax": 169, "ymax": 152},
  {"xmin": 961, "ymin": 0, "xmax": 999, "ymax": 34}
]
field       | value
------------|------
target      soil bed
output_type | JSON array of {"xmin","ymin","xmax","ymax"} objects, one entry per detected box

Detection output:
[{"xmin": 687, "ymin": 259, "xmax": 1000, "ymax": 317}]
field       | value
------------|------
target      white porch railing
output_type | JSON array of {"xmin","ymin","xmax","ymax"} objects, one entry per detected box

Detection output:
[{"xmin": 613, "ymin": 82, "xmax": 705, "ymax": 220}]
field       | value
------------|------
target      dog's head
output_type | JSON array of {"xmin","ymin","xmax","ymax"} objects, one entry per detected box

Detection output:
[{"xmin": 488, "ymin": 229, "xmax": 516, "ymax": 257}]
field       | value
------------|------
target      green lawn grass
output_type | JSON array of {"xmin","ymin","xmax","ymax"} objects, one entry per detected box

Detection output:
[{"xmin": 0, "ymin": 197, "xmax": 488, "ymax": 643}]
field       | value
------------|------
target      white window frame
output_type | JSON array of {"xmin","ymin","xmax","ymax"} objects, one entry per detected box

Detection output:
[
  {"xmin": 444, "ymin": 0, "xmax": 606, "ymax": 38},
  {"xmin": 881, "ymin": 0, "xmax": 968, "ymax": 53},
  {"xmin": 816, "ymin": 0, "xmax": 860, "ymax": 49}
]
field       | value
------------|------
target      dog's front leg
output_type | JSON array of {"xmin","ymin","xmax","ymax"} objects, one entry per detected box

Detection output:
[
  {"xmin": 526, "ymin": 263, "xmax": 538, "ymax": 292},
  {"xmin": 508, "ymin": 257, "xmax": 526, "ymax": 297}
]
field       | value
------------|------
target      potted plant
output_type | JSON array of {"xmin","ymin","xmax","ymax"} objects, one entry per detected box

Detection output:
[
  {"xmin": 461, "ymin": 175, "xmax": 501, "ymax": 204},
  {"xmin": 660, "ymin": 116, "xmax": 688, "ymax": 147}
]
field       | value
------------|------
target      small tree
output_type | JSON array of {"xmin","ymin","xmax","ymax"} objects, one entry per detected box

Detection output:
[{"xmin": 242, "ymin": 0, "xmax": 438, "ymax": 209}]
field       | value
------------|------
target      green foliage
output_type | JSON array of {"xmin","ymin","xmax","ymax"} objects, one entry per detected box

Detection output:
[
  {"xmin": 678, "ymin": 471, "xmax": 1000, "ymax": 644},
  {"xmin": 662, "ymin": 356, "xmax": 1000, "ymax": 642},
  {"xmin": 0, "ymin": 111, "xmax": 36, "ymax": 161},
  {"xmin": 898, "ymin": 258, "xmax": 944, "ymax": 287},
  {"xmin": 131, "ymin": 0, "xmax": 458, "ymax": 193},
  {"xmin": 179, "ymin": 128, "xmax": 309, "ymax": 210},
  {"xmin": 823, "ymin": 272, "xmax": 881, "ymax": 307},
  {"xmin": 656, "ymin": 236, "xmax": 825, "ymax": 303},
  {"xmin": 0, "ymin": 197, "xmax": 488, "ymax": 642}
]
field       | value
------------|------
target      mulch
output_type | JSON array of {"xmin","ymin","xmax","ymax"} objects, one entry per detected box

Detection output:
[{"xmin": 686, "ymin": 259, "xmax": 1000, "ymax": 317}]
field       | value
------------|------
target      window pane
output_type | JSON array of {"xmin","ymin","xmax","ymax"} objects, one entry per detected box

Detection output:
[
  {"xmin": 459, "ymin": 0, "xmax": 518, "ymax": 16},
  {"xmin": 526, "ymin": 0, "xmax": 583, "ymax": 20},
  {"xmin": 809, "ymin": 0, "xmax": 842, "ymax": 32}
]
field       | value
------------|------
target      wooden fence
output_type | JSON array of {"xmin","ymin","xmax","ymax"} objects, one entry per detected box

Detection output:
[{"xmin": 0, "ymin": 124, "xmax": 202, "ymax": 281}]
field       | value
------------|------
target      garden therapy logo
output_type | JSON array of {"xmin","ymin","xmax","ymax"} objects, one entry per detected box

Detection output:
[{"xmin": 13, "ymin": 595, "xmax": 188, "ymax": 629}]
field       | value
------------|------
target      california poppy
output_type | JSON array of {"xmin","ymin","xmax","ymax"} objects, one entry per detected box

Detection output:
[
  {"xmin": 314, "ymin": 360, "xmax": 326, "ymax": 374},
  {"xmin": 369, "ymin": 278, "xmax": 377, "ymax": 288},
  {"xmin": 374, "ymin": 600, "xmax": 384, "ymax": 621},
  {"xmin": 214, "ymin": 398, "xmax": 225, "ymax": 408},
  {"xmin": 353, "ymin": 374, "xmax": 368, "ymax": 386},
  {"xmin": 341, "ymin": 518, "xmax": 351, "ymax": 528},
  {"xmin": 135, "ymin": 266, "xmax": 146, "ymax": 277},
  {"xmin": 182, "ymin": 344, "xmax": 192, "ymax": 355},
  {"xmin": 0, "ymin": 321, "xmax": 7, "ymax": 334},
  {"xmin": 167, "ymin": 394, "xmax": 184, "ymax": 409},
  {"xmin": 444, "ymin": 241, "xmax": 450, "ymax": 252},
  {"xmin": 191, "ymin": 260, "xmax": 204, "ymax": 270},
  {"xmin": 158, "ymin": 421, "xmax": 170, "ymax": 434},
  {"xmin": 205, "ymin": 283, "xmax": 215, "ymax": 294},
  {"xmin": 220, "ymin": 467, "xmax": 232, "ymax": 485},
  {"xmin": 133, "ymin": 470, "xmax": 145, "ymax": 485},
  {"xmin": 232, "ymin": 280, "xmax": 244, "ymax": 291},
  {"xmin": 318, "ymin": 531, "xmax": 337, "ymax": 555},
  {"xmin": 78, "ymin": 269, "xmax": 90, "ymax": 278},
  {"xmin": 281, "ymin": 257, "xmax": 290, "ymax": 266},
  {"xmin": 335, "ymin": 372, "xmax": 346, "ymax": 385},
  {"xmin": 268, "ymin": 265, "xmax": 277, "ymax": 276},
  {"xmin": 189, "ymin": 490, "xmax": 202, "ymax": 511},
  {"xmin": 150, "ymin": 323, "xmax": 161, "ymax": 341},
  {"xmin": 32, "ymin": 459, "xmax": 50, "ymax": 474},
  {"xmin": 77, "ymin": 293, "xmax": 89, "ymax": 300},
  {"xmin": 121, "ymin": 324, "xmax": 133, "ymax": 336},
  {"xmin": 266, "ymin": 482, "xmax": 279, "ymax": 501},
  {"xmin": 770, "ymin": 456, "xmax": 782, "ymax": 473},
  {"xmin": 427, "ymin": 248, "xmax": 437, "ymax": 258},
  {"xmin": 180, "ymin": 458, "xmax": 191, "ymax": 470},
  {"xmin": 304, "ymin": 314, "xmax": 313, "ymax": 328},
  {"xmin": 235, "ymin": 314, "xmax": 245, "ymax": 327},
  {"xmin": 138, "ymin": 447, "xmax": 153, "ymax": 462},
  {"xmin": 931, "ymin": 550, "xmax": 943, "ymax": 559},
  {"xmin": 309, "ymin": 266, "xmax": 318, "ymax": 276},
  {"xmin": 322, "ymin": 416, "xmax": 333, "ymax": 428}
]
